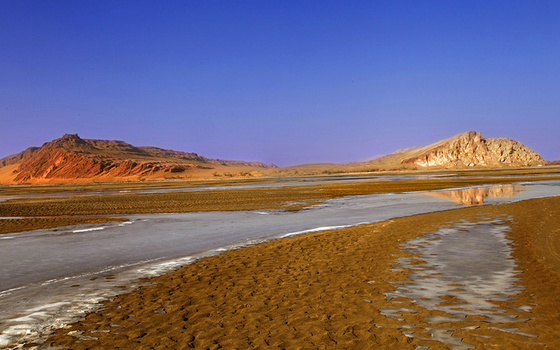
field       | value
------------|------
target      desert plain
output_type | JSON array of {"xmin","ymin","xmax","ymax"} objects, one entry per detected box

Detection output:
[
  {"xmin": 1, "ymin": 168, "xmax": 560, "ymax": 349},
  {"xmin": 4, "ymin": 0, "xmax": 560, "ymax": 346}
]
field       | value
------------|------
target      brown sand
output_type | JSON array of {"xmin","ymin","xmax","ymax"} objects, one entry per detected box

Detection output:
[{"xmin": 39, "ymin": 196, "xmax": 560, "ymax": 349}]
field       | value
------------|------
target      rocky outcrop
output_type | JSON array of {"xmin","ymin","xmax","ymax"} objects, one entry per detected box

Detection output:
[
  {"xmin": 1, "ymin": 134, "xmax": 273, "ymax": 183},
  {"xmin": 400, "ymin": 131, "xmax": 544, "ymax": 168}
]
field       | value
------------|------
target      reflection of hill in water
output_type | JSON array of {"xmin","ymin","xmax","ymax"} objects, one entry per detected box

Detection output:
[{"xmin": 429, "ymin": 184, "xmax": 525, "ymax": 205}]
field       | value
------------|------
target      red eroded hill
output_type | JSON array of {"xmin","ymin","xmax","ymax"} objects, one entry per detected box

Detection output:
[{"xmin": 0, "ymin": 134, "xmax": 275, "ymax": 184}]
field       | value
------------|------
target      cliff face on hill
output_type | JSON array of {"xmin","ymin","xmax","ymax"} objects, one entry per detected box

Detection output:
[
  {"xmin": 0, "ymin": 134, "xmax": 275, "ymax": 184},
  {"xmin": 399, "ymin": 131, "xmax": 544, "ymax": 168}
]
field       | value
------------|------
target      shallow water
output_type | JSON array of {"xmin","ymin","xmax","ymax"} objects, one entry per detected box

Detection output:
[
  {"xmin": 1, "ymin": 180, "xmax": 560, "ymax": 348},
  {"xmin": 381, "ymin": 218, "xmax": 535, "ymax": 349}
]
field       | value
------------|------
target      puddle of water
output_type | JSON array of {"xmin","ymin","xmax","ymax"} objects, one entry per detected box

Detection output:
[{"xmin": 380, "ymin": 218, "xmax": 535, "ymax": 349}]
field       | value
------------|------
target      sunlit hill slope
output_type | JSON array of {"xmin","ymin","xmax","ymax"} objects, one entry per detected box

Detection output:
[{"xmin": 0, "ymin": 134, "xmax": 276, "ymax": 184}]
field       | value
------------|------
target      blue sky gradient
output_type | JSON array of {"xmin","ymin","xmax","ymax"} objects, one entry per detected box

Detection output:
[{"xmin": 2, "ymin": 1, "xmax": 559, "ymax": 166}]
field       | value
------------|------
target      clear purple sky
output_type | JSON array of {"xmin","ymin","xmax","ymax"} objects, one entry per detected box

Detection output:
[{"xmin": 2, "ymin": 1, "xmax": 560, "ymax": 166}]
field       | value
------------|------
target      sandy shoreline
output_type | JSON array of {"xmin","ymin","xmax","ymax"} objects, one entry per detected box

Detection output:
[{"xmin": 31, "ymin": 196, "xmax": 560, "ymax": 349}]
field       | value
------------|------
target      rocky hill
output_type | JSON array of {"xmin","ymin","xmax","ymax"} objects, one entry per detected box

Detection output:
[
  {"xmin": 398, "ymin": 131, "xmax": 544, "ymax": 168},
  {"xmin": 0, "ymin": 134, "xmax": 275, "ymax": 184},
  {"xmin": 351, "ymin": 131, "xmax": 545, "ymax": 171},
  {"xmin": 270, "ymin": 131, "xmax": 546, "ymax": 177}
]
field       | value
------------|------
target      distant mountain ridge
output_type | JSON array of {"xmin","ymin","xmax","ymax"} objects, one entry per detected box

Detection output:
[
  {"xmin": 0, "ymin": 131, "xmax": 548, "ymax": 184},
  {"xmin": 0, "ymin": 134, "xmax": 275, "ymax": 184}
]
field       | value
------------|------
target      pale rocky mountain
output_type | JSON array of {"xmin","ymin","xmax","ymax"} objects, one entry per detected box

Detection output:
[
  {"xmin": 0, "ymin": 134, "xmax": 275, "ymax": 184},
  {"xmin": 273, "ymin": 131, "xmax": 546, "ymax": 176},
  {"xmin": 398, "ymin": 131, "xmax": 544, "ymax": 168}
]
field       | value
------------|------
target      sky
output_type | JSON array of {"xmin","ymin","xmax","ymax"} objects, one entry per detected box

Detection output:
[{"xmin": 1, "ymin": 0, "xmax": 560, "ymax": 166}]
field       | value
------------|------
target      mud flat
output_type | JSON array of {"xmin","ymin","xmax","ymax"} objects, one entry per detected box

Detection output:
[
  {"xmin": 3, "ymin": 175, "xmax": 560, "ymax": 218},
  {"xmin": 33, "ymin": 195, "xmax": 560, "ymax": 350}
]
